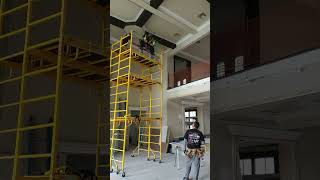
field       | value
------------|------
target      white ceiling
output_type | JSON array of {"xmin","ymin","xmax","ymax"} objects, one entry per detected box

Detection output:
[
  {"xmin": 110, "ymin": 0, "xmax": 144, "ymax": 22},
  {"xmin": 110, "ymin": 0, "xmax": 210, "ymax": 49},
  {"xmin": 178, "ymin": 34, "xmax": 210, "ymax": 64},
  {"xmin": 214, "ymin": 92, "xmax": 320, "ymax": 130}
]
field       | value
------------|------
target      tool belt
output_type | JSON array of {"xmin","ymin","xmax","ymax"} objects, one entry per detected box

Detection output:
[{"xmin": 185, "ymin": 147, "xmax": 205, "ymax": 158}]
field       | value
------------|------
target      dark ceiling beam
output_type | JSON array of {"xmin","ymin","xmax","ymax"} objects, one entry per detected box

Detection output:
[
  {"xmin": 135, "ymin": 0, "xmax": 164, "ymax": 27},
  {"xmin": 151, "ymin": 33, "xmax": 176, "ymax": 49},
  {"xmin": 110, "ymin": 0, "xmax": 176, "ymax": 49},
  {"xmin": 110, "ymin": 16, "xmax": 126, "ymax": 28}
]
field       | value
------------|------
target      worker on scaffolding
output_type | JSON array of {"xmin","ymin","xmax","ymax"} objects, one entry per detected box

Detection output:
[
  {"xmin": 183, "ymin": 121, "xmax": 205, "ymax": 180},
  {"xmin": 140, "ymin": 31, "xmax": 156, "ymax": 59}
]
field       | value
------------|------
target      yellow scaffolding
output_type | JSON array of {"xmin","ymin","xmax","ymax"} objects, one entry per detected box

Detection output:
[
  {"xmin": 109, "ymin": 32, "xmax": 163, "ymax": 177},
  {"xmin": 0, "ymin": 0, "xmax": 108, "ymax": 179}
]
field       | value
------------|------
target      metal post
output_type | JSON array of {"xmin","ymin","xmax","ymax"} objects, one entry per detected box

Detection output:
[
  {"xmin": 12, "ymin": 0, "xmax": 31, "ymax": 178},
  {"xmin": 49, "ymin": 0, "xmax": 66, "ymax": 179},
  {"xmin": 0, "ymin": 0, "xmax": 4, "ymax": 35}
]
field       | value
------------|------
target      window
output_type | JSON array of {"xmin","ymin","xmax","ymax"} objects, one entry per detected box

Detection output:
[
  {"xmin": 254, "ymin": 157, "xmax": 275, "ymax": 175},
  {"xmin": 185, "ymin": 109, "xmax": 197, "ymax": 130},
  {"xmin": 240, "ymin": 159, "xmax": 252, "ymax": 176}
]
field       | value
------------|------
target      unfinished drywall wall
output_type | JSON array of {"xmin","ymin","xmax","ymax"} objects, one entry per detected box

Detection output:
[{"xmin": 167, "ymin": 100, "xmax": 183, "ymax": 138}]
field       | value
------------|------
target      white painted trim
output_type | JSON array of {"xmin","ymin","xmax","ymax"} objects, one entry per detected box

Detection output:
[
  {"xmin": 167, "ymin": 77, "xmax": 210, "ymax": 99},
  {"xmin": 127, "ymin": 0, "xmax": 197, "ymax": 33},
  {"xmin": 177, "ymin": 51, "xmax": 210, "ymax": 64}
]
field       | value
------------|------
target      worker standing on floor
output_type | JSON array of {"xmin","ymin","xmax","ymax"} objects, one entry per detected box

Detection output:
[{"xmin": 183, "ymin": 121, "xmax": 205, "ymax": 180}]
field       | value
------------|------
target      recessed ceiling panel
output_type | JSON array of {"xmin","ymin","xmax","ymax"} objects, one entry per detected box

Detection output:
[
  {"xmin": 145, "ymin": 15, "xmax": 188, "ymax": 43},
  {"xmin": 161, "ymin": 0, "xmax": 210, "ymax": 27},
  {"xmin": 110, "ymin": 0, "xmax": 143, "ymax": 22}
]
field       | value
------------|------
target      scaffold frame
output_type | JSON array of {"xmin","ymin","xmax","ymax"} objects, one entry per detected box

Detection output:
[
  {"xmin": 109, "ymin": 31, "xmax": 163, "ymax": 177},
  {"xmin": 0, "ymin": 0, "xmax": 108, "ymax": 179}
]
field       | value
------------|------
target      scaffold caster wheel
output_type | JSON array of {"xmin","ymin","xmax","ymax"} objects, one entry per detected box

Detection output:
[
  {"xmin": 122, "ymin": 172, "xmax": 126, "ymax": 177},
  {"xmin": 110, "ymin": 169, "xmax": 113, "ymax": 173},
  {"xmin": 159, "ymin": 160, "xmax": 162, "ymax": 163},
  {"xmin": 116, "ymin": 170, "xmax": 120, "ymax": 174},
  {"xmin": 147, "ymin": 158, "xmax": 150, "ymax": 161},
  {"xmin": 153, "ymin": 159, "xmax": 156, "ymax": 162},
  {"xmin": 131, "ymin": 154, "xmax": 135, "ymax": 157}
]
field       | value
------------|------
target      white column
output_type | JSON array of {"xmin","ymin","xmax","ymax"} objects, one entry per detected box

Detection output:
[{"xmin": 162, "ymin": 53, "xmax": 169, "ymax": 142}]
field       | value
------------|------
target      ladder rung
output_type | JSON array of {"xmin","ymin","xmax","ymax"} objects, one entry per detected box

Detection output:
[
  {"xmin": 110, "ymin": 82, "xmax": 128, "ymax": 88},
  {"xmin": 1, "ymin": 3, "xmax": 28, "ymax": 16},
  {"xmin": 110, "ymin": 74, "xmax": 129, "ymax": 81},
  {"xmin": 0, "ymin": 128, "xmax": 16, "ymax": 134},
  {"xmin": 0, "ymin": 51, "xmax": 24, "ymax": 62},
  {"xmin": 139, "ymin": 141, "xmax": 148, "ymax": 144},
  {"xmin": 25, "ymin": 66, "xmax": 58, "ymax": 77},
  {"xmin": 0, "ymin": 102, "xmax": 19, "ymax": 109},
  {"xmin": 111, "ymin": 47, "xmax": 120, "ymax": 53},
  {"xmin": 18, "ymin": 153, "xmax": 51, "ymax": 159},
  {"xmin": 110, "ymin": 138, "xmax": 124, "ymax": 141},
  {"xmin": 27, "ymin": 38, "xmax": 59, "ymax": 51},
  {"xmin": 20, "ymin": 123, "xmax": 54, "ymax": 132},
  {"xmin": 110, "ymin": 110, "xmax": 126, "ymax": 112},
  {"xmin": 110, "ymin": 148, "xmax": 124, "ymax": 152},
  {"xmin": 110, "ymin": 119, "xmax": 126, "ymax": 122},
  {"xmin": 110, "ymin": 91, "xmax": 127, "ymax": 96},
  {"xmin": 29, "ymin": 12, "xmax": 61, "ymax": 27},
  {"xmin": 111, "ymin": 129, "xmax": 125, "ymax": 131},
  {"xmin": 110, "ymin": 100, "xmax": 127, "ymax": 104},
  {"xmin": 0, "ymin": 28, "xmax": 26, "ymax": 39},
  {"xmin": 23, "ymin": 94, "xmax": 56, "ymax": 104},
  {"xmin": 0, "ymin": 155, "xmax": 14, "ymax": 160},
  {"xmin": 98, "ymin": 164, "xmax": 108, "ymax": 168},
  {"xmin": 0, "ymin": 76, "xmax": 22, "ymax": 85}
]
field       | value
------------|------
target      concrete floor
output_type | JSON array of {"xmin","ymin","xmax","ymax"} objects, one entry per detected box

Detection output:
[{"xmin": 111, "ymin": 139, "xmax": 210, "ymax": 180}]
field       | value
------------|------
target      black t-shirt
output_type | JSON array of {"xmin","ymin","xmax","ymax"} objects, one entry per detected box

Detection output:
[{"xmin": 184, "ymin": 129, "xmax": 205, "ymax": 149}]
